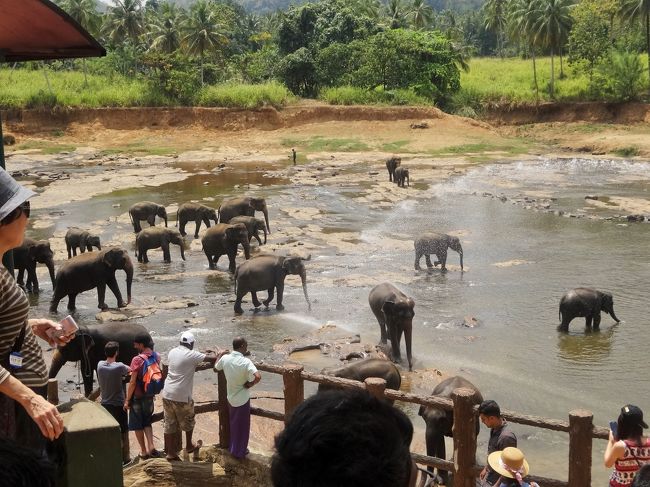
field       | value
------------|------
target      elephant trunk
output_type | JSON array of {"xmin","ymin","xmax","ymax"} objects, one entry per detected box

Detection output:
[
  {"xmin": 405, "ymin": 325, "xmax": 413, "ymax": 372},
  {"xmin": 46, "ymin": 259, "xmax": 56, "ymax": 288},
  {"xmin": 609, "ymin": 306, "xmax": 620, "ymax": 323},
  {"xmin": 164, "ymin": 216, "xmax": 168, "ymax": 227},
  {"xmin": 179, "ymin": 243, "xmax": 186, "ymax": 261},
  {"xmin": 125, "ymin": 260, "xmax": 134, "ymax": 304},
  {"xmin": 459, "ymin": 248, "xmax": 464, "ymax": 271},
  {"xmin": 300, "ymin": 269, "xmax": 311, "ymax": 311},
  {"xmin": 241, "ymin": 238, "xmax": 251, "ymax": 260},
  {"xmin": 262, "ymin": 227, "xmax": 267, "ymax": 244},
  {"xmin": 49, "ymin": 348, "xmax": 66, "ymax": 379},
  {"xmin": 262, "ymin": 207, "xmax": 270, "ymax": 234}
]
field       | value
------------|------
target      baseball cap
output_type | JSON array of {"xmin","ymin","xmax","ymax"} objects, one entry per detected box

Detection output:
[
  {"xmin": 621, "ymin": 405, "xmax": 648, "ymax": 429},
  {"xmin": 180, "ymin": 331, "xmax": 195, "ymax": 345},
  {"xmin": 0, "ymin": 167, "xmax": 37, "ymax": 221}
]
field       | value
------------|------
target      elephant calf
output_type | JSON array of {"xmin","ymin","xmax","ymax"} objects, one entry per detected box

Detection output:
[
  {"xmin": 136, "ymin": 227, "xmax": 186, "ymax": 263},
  {"xmin": 65, "ymin": 227, "xmax": 101, "ymax": 258},
  {"xmin": 368, "ymin": 282, "xmax": 415, "ymax": 371},
  {"xmin": 393, "ymin": 166, "xmax": 410, "ymax": 187},
  {"xmin": 176, "ymin": 202, "xmax": 218, "ymax": 238},
  {"xmin": 12, "ymin": 237, "xmax": 56, "ymax": 293},
  {"xmin": 229, "ymin": 215, "xmax": 267, "ymax": 246},
  {"xmin": 128, "ymin": 201, "xmax": 168, "ymax": 233},
  {"xmin": 386, "ymin": 156, "xmax": 401, "ymax": 182},
  {"xmin": 234, "ymin": 254, "xmax": 311, "ymax": 314},
  {"xmin": 414, "ymin": 232, "xmax": 463, "ymax": 272},
  {"xmin": 558, "ymin": 287, "xmax": 620, "ymax": 332},
  {"xmin": 318, "ymin": 358, "xmax": 401, "ymax": 397},
  {"xmin": 201, "ymin": 223, "xmax": 251, "ymax": 273}
]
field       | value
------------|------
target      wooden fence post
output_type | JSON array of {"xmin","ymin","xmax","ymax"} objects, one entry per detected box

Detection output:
[
  {"xmin": 217, "ymin": 370, "xmax": 230, "ymax": 448},
  {"xmin": 47, "ymin": 378, "xmax": 58, "ymax": 405},
  {"xmin": 452, "ymin": 388, "xmax": 478, "ymax": 487},
  {"xmin": 568, "ymin": 409, "xmax": 593, "ymax": 487},
  {"xmin": 364, "ymin": 378, "xmax": 387, "ymax": 400},
  {"xmin": 283, "ymin": 364, "xmax": 304, "ymax": 424}
]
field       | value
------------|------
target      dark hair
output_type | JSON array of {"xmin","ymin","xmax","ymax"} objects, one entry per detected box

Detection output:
[
  {"xmin": 619, "ymin": 412, "xmax": 644, "ymax": 446},
  {"xmin": 0, "ymin": 439, "xmax": 55, "ymax": 486},
  {"xmin": 633, "ymin": 464, "xmax": 650, "ymax": 487},
  {"xmin": 133, "ymin": 332, "xmax": 153, "ymax": 349},
  {"xmin": 271, "ymin": 389, "xmax": 414, "ymax": 487},
  {"xmin": 1, "ymin": 201, "xmax": 30, "ymax": 225},
  {"xmin": 478, "ymin": 400, "xmax": 501, "ymax": 417},
  {"xmin": 233, "ymin": 336, "xmax": 247, "ymax": 351},
  {"xmin": 104, "ymin": 341, "xmax": 119, "ymax": 358}
]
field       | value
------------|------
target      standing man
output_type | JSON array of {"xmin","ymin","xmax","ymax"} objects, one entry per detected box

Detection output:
[
  {"xmin": 478, "ymin": 400, "xmax": 517, "ymax": 486},
  {"xmin": 162, "ymin": 331, "xmax": 223, "ymax": 461},
  {"xmin": 124, "ymin": 333, "xmax": 161, "ymax": 460},
  {"xmin": 292, "ymin": 148, "xmax": 297, "ymax": 165},
  {"xmin": 97, "ymin": 341, "xmax": 131, "ymax": 464},
  {"xmin": 214, "ymin": 337, "xmax": 261, "ymax": 459}
]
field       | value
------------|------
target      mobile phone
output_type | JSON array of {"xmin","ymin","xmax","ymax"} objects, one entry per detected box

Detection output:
[
  {"xmin": 46, "ymin": 315, "xmax": 79, "ymax": 340},
  {"xmin": 609, "ymin": 420, "xmax": 618, "ymax": 439}
]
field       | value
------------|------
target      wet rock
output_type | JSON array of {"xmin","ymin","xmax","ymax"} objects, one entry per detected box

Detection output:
[
  {"xmin": 2, "ymin": 134, "xmax": 16, "ymax": 146},
  {"xmin": 627, "ymin": 214, "xmax": 645, "ymax": 222},
  {"xmin": 463, "ymin": 316, "xmax": 480, "ymax": 328},
  {"xmin": 585, "ymin": 195, "xmax": 599, "ymax": 200},
  {"xmin": 499, "ymin": 195, "xmax": 508, "ymax": 202},
  {"xmin": 368, "ymin": 171, "xmax": 379, "ymax": 175},
  {"xmin": 410, "ymin": 121, "xmax": 429, "ymax": 129}
]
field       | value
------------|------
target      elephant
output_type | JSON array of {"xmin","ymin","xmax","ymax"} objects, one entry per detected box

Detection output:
[
  {"xmin": 418, "ymin": 376, "xmax": 483, "ymax": 486},
  {"xmin": 65, "ymin": 227, "xmax": 101, "ymax": 258},
  {"xmin": 234, "ymin": 254, "xmax": 311, "ymax": 314},
  {"xmin": 394, "ymin": 166, "xmax": 410, "ymax": 187},
  {"xmin": 218, "ymin": 196, "xmax": 270, "ymax": 234},
  {"xmin": 558, "ymin": 287, "xmax": 620, "ymax": 332},
  {"xmin": 49, "ymin": 322, "xmax": 150, "ymax": 397},
  {"xmin": 318, "ymin": 358, "xmax": 401, "ymax": 396},
  {"xmin": 201, "ymin": 223, "xmax": 251, "ymax": 273},
  {"xmin": 414, "ymin": 233, "xmax": 464, "ymax": 272},
  {"xmin": 368, "ymin": 282, "xmax": 415, "ymax": 371},
  {"xmin": 12, "ymin": 237, "xmax": 56, "ymax": 293},
  {"xmin": 128, "ymin": 201, "xmax": 168, "ymax": 233},
  {"xmin": 50, "ymin": 247, "xmax": 133, "ymax": 313},
  {"xmin": 386, "ymin": 156, "xmax": 401, "ymax": 182},
  {"xmin": 229, "ymin": 215, "xmax": 267, "ymax": 246},
  {"xmin": 135, "ymin": 227, "xmax": 186, "ymax": 263},
  {"xmin": 176, "ymin": 202, "xmax": 218, "ymax": 238}
]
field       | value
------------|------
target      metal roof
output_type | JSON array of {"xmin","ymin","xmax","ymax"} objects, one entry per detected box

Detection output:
[{"xmin": 0, "ymin": 0, "xmax": 105, "ymax": 62}]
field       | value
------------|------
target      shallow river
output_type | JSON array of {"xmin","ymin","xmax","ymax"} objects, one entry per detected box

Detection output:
[{"xmin": 18, "ymin": 155, "xmax": 650, "ymax": 483}]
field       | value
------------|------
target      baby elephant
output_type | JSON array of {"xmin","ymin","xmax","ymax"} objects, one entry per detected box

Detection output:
[
  {"xmin": 176, "ymin": 202, "xmax": 218, "ymax": 238},
  {"xmin": 201, "ymin": 223, "xmax": 251, "ymax": 273},
  {"xmin": 65, "ymin": 227, "xmax": 101, "ymax": 258},
  {"xmin": 318, "ymin": 358, "xmax": 402, "ymax": 396},
  {"xmin": 558, "ymin": 287, "xmax": 620, "ymax": 332},
  {"xmin": 414, "ymin": 232, "xmax": 463, "ymax": 272},
  {"xmin": 393, "ymin": 166, "xmax": 409, "ymax": 187},
  {"xmin": 135, "ymin": 227, "xmax": 185, "ymax": 263},
  {"xmin": 229, "ymin": 216, "xmax": 267, "ymax": 246}
]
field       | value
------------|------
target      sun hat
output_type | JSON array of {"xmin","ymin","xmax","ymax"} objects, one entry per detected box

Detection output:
[
  {"xmin": 180, "ymin": 331, "xmax": 195, "ymax": 345},
  {"xmin": 621, "ymin": 405, "xmax": 649, "ymax": 429},
  {"xmin": 488, "ymin": 447, "xmax": 530, "ymax": 480},
  {"xmin": 0, "ymin": 167, "xmax": 36, "ymax": 221}
]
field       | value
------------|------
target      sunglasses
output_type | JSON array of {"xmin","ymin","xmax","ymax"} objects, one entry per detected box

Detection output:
[{"xmin": 1, "ymin": 201, "xmax": 30, "ymax": 225}]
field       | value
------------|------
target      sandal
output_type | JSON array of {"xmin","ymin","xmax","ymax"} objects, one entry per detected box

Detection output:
[{"xmin": 149, "ymin": 449, "xmax": 162, "ymax": 458}]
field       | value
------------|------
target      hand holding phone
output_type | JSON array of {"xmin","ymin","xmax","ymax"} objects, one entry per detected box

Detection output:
[
  {"xmin": 609, "ymin": 420, "xmax": 618, "ymax": 440},
  {"xmin": 46, "ymin": 315, "xmax": 79, "ymax": 340}
]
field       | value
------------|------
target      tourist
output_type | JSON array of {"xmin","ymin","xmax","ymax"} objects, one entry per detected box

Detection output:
[
  {"xmin": 632, "ymin": 464, "xmax": 650, "ymax": 487},
  {"xmin": 605, "ymin": 404, "xmax": 650, "ymax": 487},
  {"xmin": 214, "ymin": 336, "xmax": 260, "ymax": 459},
  {"xmin": 97, "ymin": 341, "xmax": 131, "ymax": 464},
  {"xmin": 124, "ymin": 333, "xmax": 161, "ymax": 459},
  {"xmin": 292, "ymin": 148, "xmax": 297, "ymax": 165},
  {"xmin": 479, "ymin": 400, "xmax": 518, "ymax": 486},
  {"xmin": 162, "ymin": 331, "xmax": 223, "ymax": 461},
  {"xmin": 271, "ymin": 389, "xmax": 418, "ymax": 487},
  {"xmin": 487, "ymin": 447, "xmax": 539, "ymax": 487},
  {"xmin": 0, "ymin": 168, "xmax": 71, "ymax": 453}
]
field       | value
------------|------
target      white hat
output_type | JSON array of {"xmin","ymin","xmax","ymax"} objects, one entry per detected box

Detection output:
[{"xmin": 180, "ymin": 331, "xmax": 195, "ymax": 345}]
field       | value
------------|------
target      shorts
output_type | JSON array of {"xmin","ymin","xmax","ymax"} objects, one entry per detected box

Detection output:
[
  {"xmin": 128, "ymin": 396, "xmax": 154, "ymax": 431},
  {"xmin": 162, "ymin": 398, "xmax": 195, "ymax": 434},
  {"xmin": 102, "ymin": 403, "xmax": 128, "ymax": 434}
]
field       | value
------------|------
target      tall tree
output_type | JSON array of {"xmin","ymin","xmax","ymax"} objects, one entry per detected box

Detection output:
[
  {"xmin": 483, "ymin": 0, "xmax": 507, "ymax": 57},
  {"xmin": 409, "ymin": 0, "xmax": 434, "ymax": 30},
  {"xmin": 620, "ymin": 0, "xmax": 650, "ymax": 83},
  {"xmin": 149, "ymin": 3, "xmax": 181, "ymax": 54},
  {"xmin": 181, "ymin": 0, "xmax": 227, "ymax": 86},
  {"xmin": 532, "ymin": 0, "xmax": 574, "ymax": 98},
  {"xmin": 59, "ymin": 0, "xmax": 100, "ymax": 86},
  {"xmin": 104, "ymin": 0, "xmax": 145, "ymax": 45},
  {"xmin": 509, "ymin": 0, "xmax": 542, "ymax": 102},
  {"xmin": 384, "ymin": 0, "xmax": 410, "ymax": 29}
]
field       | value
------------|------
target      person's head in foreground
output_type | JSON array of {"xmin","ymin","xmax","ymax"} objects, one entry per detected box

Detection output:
[
  {"xmin": 271, "ymin": 389, "xmax": 417, "ymax": 487},
  {"xmin": 488, "ymin": 447, "xmax": 536, "ymax": 487}
]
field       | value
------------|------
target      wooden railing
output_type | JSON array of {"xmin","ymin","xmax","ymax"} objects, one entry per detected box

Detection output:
[{"xmin": 145, "ymin": 362, "xmax": 606, "ymax": 487}]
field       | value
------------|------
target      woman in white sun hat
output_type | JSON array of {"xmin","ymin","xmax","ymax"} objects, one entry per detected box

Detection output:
[{"xmin": 487, "ymin": 447, "xmax": 540, "ymax": 487}]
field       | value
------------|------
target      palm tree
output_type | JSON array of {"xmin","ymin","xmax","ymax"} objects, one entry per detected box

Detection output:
[
  {"xmin": 351, "ymin": 0, "xmax": 382, "ymax": 20},
  {"xmin": 384, "ymin": 0, "xmax": 410, "ymax": 29},
  {"xmin": 620, "ymin": 0, "xmax": 650, "ymax": 83},
  {"xmin": 181, "ymin": 0, "xmax": 228, "ymax": 86},
  {"xmin": 104, "ymin": 0, "xmax": 144, "ymax": 45},
  {"xmin": 409, "ymin": 0, "xmax": 434, "ymax": 30},
  {"xmin": 148, "ymin": 3, "xmax": 181, "ymax": 54},
  {"xmin": 509, "ymin": 0, "xmax": 542, "ymax": 102},
  {"xmin": 483, "ymin": 0, "xmax": 507, "ymax": 57},
  {"xmin": 59, "ymin": 0, "xmax": 100, "ymax": 86},
  {"xmin": 532, "ymin": 0, "xmax": 574, "ymax": 98}
]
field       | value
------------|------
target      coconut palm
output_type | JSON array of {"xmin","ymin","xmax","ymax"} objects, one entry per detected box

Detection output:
[
  {"xmin": 619, "ymin": 0, "xmax": 650, "ymax": 82},
  {"xmin": 352, "ymin": 0, "xmax": 382, "ymax": 20},
  {"xmin": 483, "ymin": 0, "xmax": 507, "ymax": 57},
  {"xmin": 384, "ymin": 0, "xmax": 410, "ymax": 29},
  {"xmin": 409, "ymin": 0, "xmax": 434, "ymax": 30},
  {"xmin": 181, "ymin": 0, "xmax": 228, "ymax": 86},
  {"xmin": 148, "ymin": 3, "xmax": 181, "ymax": 54},
  {"xmin": 531, "ymin": 0, "xmax": 574, "ymax": 98},
  {"xmin": 104, "ymin": 0, "xmax": 144, "ymax": 45},
  {"xmin": 59, "ymin": 0, "xmax": 100, "ymax": 86},
  {"xmin": 509, "ymin": 0, "xmax": 542, "ymax": 102}
]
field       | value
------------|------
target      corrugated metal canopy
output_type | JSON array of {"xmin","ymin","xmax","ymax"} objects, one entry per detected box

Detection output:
[{"xmin": 0, "ymin": 0, "xmax": 105, "ymax": 62}]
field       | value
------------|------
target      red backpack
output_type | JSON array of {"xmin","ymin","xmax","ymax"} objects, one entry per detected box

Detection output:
[{"xmin": 139, "ymin": 352, "xmax": 164, "ymax": 395}]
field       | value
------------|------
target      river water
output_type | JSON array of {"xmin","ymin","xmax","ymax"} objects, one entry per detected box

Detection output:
[{"xmin": 19, "ymin": 155, "xmax": 650, "ymax": 483}]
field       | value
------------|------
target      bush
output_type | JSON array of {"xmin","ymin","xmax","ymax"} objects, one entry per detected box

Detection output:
[
  {"xmin": 594, "ymin": 50, "xmax": 646, "ymax": 102},
  {"xmin": 25, "ymin": 90, "xmax": 58, "ymax": 109},
  {"xmin": 196, "ymin": 82, "xmax": 294, "ymax": 108},
  {"xmin": 319, "ymin": 85, "xmax": 430, "ymax": 105}
]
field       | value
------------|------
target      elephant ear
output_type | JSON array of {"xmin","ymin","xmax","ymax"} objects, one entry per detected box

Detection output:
[{"xmin": 381, "ymin": 301, "xmax": 396, "ymax": 315}]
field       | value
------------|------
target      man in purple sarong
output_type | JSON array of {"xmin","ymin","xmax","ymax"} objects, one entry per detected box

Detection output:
[{"xmin": 214, "ymin": 337, "xmax": 261, "ymax": 459}]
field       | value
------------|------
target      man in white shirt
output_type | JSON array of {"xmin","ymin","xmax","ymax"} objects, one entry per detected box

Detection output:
[
  {"xmin": 162, "ymin": 331, "xmax": 220, "ymax": 461},
  {"xmin": 214, "ymin": 336, "xmax": 261, "ymax": 459}
]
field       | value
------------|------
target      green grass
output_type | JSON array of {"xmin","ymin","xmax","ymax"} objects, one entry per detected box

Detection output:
[
  {"xmin": 381, "ymin": 140, "xmax": 411, "ymax": 151},
  {"xmin": 430, "ymin": 139, "xmax": 531, "ymax": 157},
  {"xmin": 99, "ymin": 143, "xmax": 177, "ymax": 156},
  {"xmin": 612, "ymin": 146, "xmax": 640, "ymax": 157},
  {"xmin": 282, "ymin": 136, "xmax": 369, "ymax": 152},
  {"xmin": 196, "ymin": 82, "xmax": 294, "ymax": 109},
  {"xmin": 14, "ymin": 140, "xmax": 76, "ymax": 154},
  {"xmin": 320, "ymin": 86, "xmax": 430, "ymax": 106}
]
